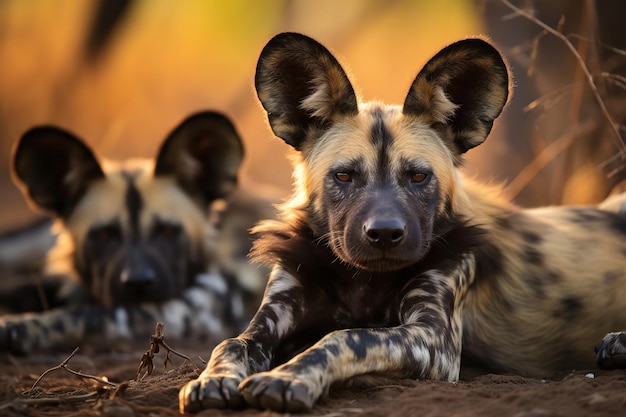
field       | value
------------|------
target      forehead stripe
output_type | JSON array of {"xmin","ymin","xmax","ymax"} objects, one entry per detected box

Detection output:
[
  {"xmin": 370, "ymin": 107, "xmax": 393, "ymax": 180},
  {"xmin": 124, "ymin": 178, "xmax": 144, "ymax": 237}
]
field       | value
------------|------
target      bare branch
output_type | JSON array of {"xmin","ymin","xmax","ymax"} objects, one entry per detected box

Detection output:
[
  {"xmin": 524, "ymin": 80, "xmax": 587, "ymax": 112},
  {"xmin": 568, "ymin": 33, "xmax": 626, "ymax": 57},
  {"xmin": 501, "ymin": 0, "xmax": 626, "ymax": 155},
  {"xmin": 1, "ymin": 393, "xmax": 98, "ymax": 410},
  {"xmin": 26, "ymin": 347, "xmax": 117, "ymax": 392},
  {"xmin": 600, "ymin": 73, "xmax": 626, "ymax": 91},
  {"xmin": 27, "ymin": 347, "xmax": 80, "ymax": 392},
  {"xmin": 506, "ymin": 120, "xmax": 596, "ymax": 198}
]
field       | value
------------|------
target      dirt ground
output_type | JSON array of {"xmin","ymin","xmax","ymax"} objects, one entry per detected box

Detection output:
[{"xmin": 1, "ymin": 341, "xmax": 626, "ymax": 417}]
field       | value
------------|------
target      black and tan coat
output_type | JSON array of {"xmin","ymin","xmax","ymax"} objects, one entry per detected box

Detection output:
[
  {"xmin": 179, "ymin": 33, "xmax": 626, "ymax": 413},
  {"xmin": 0, "ymin": 111, "xmax": 272, "ymax": 353}
]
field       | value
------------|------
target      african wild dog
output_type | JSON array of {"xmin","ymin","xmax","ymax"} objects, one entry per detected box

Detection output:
[
  {"xmin": 0, "ymin": 111, "xmax": 272, "ymax": 353},
  {"xmin": 179, "ymin": 32, "xmax": 626, "ymax": 413}
]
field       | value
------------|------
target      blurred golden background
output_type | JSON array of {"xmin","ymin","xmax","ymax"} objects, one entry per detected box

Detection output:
[{"xmin": 1, "ymin": 0, "xmax": 625, "ymax": 231}]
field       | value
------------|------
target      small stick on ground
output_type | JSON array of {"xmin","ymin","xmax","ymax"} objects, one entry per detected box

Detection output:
[
  {"xmin": 136, "ymin": 322, "xmax": 202, "ymax": 381},
  {"xmin": 1, "ymin": 392, "xmax": 99, "ymax": 411},
  {"xmin": 26, "ymin": 347, "xmax": 117, "ymax": 392}
]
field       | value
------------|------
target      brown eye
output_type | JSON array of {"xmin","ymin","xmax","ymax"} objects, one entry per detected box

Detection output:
[
  {"xmin": 411, "ymin": 173, "xmax": 428, "ymax": 183},
  {"xmin": 153, "ymin": 223, "xmax": 181, "ymax": 239},
  {"xmin": 94, "ymin": 229, "xmax": 112, "ymax": 241},
  {"xmin": 89, "ymin": 225, "xmax": 121, "ymax": 242},
  {"xmin": 335, "ymin": 172, "xmax": 352, "ymax": 182}
]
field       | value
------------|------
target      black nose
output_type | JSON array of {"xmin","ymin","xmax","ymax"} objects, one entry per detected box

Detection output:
[
  {"xmin": 363, "ymin": 218, "xmax": 406, "ymax": 249},
  {"xmin": 121, "ymin": 267, "xmax": 156, "ymax": 289}
]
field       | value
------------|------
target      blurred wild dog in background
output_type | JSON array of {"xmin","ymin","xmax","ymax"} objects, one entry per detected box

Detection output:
[{"xmin": 0, "ymin": 111, "xmax": 274, "ymax": 353}]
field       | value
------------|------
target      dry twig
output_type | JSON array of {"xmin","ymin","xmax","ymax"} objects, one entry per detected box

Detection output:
[
  {"xmin": 506, "ymin": 120, "xmax": 595, "ymax": 198},
  {"xmin": 26, "ymin": 347, "xmax": 117, "ymax": 392},
  {"xmin": 501, "ymin": 0, "xmax": 626, "ymax": 157},
  {"xmin": 0, "ymin": 392, "xmax": 99, "ymax": 411},
  {"xmin": 136, "ymin": 322, "xmax": 202, "ymax": 381}
]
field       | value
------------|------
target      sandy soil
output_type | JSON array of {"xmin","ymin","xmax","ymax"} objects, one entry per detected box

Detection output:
[{"xmin": 1, "ymin": 342, "xmax": 625, "ymax": 417}]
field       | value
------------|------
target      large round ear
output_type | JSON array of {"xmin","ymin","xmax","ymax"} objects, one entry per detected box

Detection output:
[
  {"xmin": 154, "ymin": 111, "xmax": 244, "ymax": 206},
  {"xmin": 403, "ymin": 38, "xmax": 509, "ymax": 158},
  {"xmin": 12, "ymin": 127, "xmax": 105, "ymax": 219},
  {"xmin": 255, "ymin": 32, "xmax": 359, "ymax": 150}
]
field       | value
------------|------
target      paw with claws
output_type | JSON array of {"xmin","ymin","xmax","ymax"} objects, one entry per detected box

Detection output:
[
  {"xmin": 595, "ymin": 332, "xmax": 626, "ymax": 369},
  {"xmin": 240, "ymin": 370, "xmax": 321, "ymax": 412},
  {"xmin": 179, "ymin": 373, "xmax": 245, "ymax": 413},
  {"xmin": 179, "ymin": 369, "xmax": 322, "ymax": 413}
]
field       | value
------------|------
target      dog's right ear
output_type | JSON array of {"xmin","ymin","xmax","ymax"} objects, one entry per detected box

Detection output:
[
  {"xmin": 12, "ymin": 127, "xmax": 105, "ymax": 219},
  {"xmin": 403, "ymin": 38, "xmax": 509, "ymax": 158},
  {"xmin": 255, "ymin": 32, "xmax": 358, "ymax": 150},
  {"xmin": 154, "ymin": 111, "xmax": 244, "ymax": 207}
]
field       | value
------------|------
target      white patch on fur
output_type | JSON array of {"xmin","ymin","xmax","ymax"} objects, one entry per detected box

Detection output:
[
  {"xmin": 411, "ymin": 343, "xmax": 431, "ymax": 370},
  {"xmin": 184, "ymin": 286, "xmax": 215, "ymax": 309},
  {"xmin": 105, "ymin": 308, "xmax": 131, "ymax": 339},
  {"xmin": 196, "ymin": 270, "xmax": 229, "ymax": 296},
  {"xmin": 430, "ymin": 86, "xmax": 460, "ymax": 123},
  {"xmin": 161, "ymin": 299, "xmax": 195, "ymax": 338},
  {"xmin": 265, "ymin": 267, "xmax": 301, "ymax": 298},
  {"xmin": 182, "ymin": 286, "xmax": 225, "ymax": 336},
  {"xmin": 299, "ymin": 61, "xmax": 351, "ymax": 120},
  {"xmin": 256, "ymin": 268, "xmax": 301, "ymax": 338},
  {"xmin": 271, "ymin": 302, "xmax": 295, "ymax": 339},
  {"xmin": 387, "ymin": 339, "xmax": 405, "ymax": 363}
]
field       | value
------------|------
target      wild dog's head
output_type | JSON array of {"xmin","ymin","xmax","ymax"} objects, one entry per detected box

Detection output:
[
  {"xmin": 12, "ymin": 112, "xmax": 243, "ymax": 306},
  {"xmin": 255, "ymin": 33, "xmax": 508, "ymax": 272}
]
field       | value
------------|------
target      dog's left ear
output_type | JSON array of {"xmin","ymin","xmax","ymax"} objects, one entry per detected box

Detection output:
[
  {"xmin": 255, "ymin": 32, "xmax": 358, "ymax": 150},
  {"xmin": 154, "ymin": 111, "xmax": 244, "ymax": 205},
  {"xmin": 12, "ymin": 127, "xmax": 105, "ymax": 219},
  {"xmin": 403, "ymin": 38, "xmax": 509, "ymax": 156}
]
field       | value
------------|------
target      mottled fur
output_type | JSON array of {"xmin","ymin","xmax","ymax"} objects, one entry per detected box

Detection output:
[
  {"xmin": 1, "ymin": 112, "xmax": 271, "ymax": 353},
  {"xmin": 180, "ymin": 33, "xmax": 626, "ymax": 413}
]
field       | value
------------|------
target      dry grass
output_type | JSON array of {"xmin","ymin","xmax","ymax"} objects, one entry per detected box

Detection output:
[{"xmin": 499, "ymin": 0, "xmax": 626, "ymax": 202}]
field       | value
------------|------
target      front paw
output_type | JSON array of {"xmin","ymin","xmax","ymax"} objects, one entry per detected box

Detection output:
[
  {"xmin": 239, "ymin": 370, "xmax": 320, "ymax": 412},
  {"xmin": 596, "ymin": 332, "xmax": 626, "ymax": 369},
  {"xmin": 179, "ymin": 373, "xmax": 245, "ymax": 413}
]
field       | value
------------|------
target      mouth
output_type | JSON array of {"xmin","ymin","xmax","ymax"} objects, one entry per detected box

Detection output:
[
  {"xmin": 351, "ymin": 256, "xmax": 416, "ymax": 272},
  {"xmin": 334, "ymin": 247, "xmax": 417, "ymax": 272},
  {"xmin": 328, "ymin": 235, "xmax": 422, "ymax": 272}
]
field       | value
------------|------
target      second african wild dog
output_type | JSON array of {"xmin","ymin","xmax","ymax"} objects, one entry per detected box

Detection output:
[
  {"xmin": 0, "ymin": 111, "xmax": 272, "ymax": 353},
  {"xmin": 179, "ymin": 33, "xmax": 626, "ymax": 413}
]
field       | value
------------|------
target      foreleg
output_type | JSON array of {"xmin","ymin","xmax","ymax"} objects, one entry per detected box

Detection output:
[
  {"xmin": 238, "ymin": 258, "xmax": 473, "ymax": 412},
  {"xmin": 179, "ymin": 266, "xmax": 304, "ymax": 412}
]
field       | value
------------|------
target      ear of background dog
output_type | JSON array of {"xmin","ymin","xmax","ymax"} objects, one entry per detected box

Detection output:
[
  {"xmin": 403, "ymin": 38, "xmax": 509, "ymax": 159},
  {"xmin": 12, "ymin": 111, "xmax": 245, "ymax": 220},
  {"xmin": 154, "ymin": 111, "xmax": 244, "ymax": 207},
  {"xmin": 255, "ymin": 32, "xmax": 358, "ymax": 150},
  {"xmin": 12, "ymin": 128, "xmax": 105, "ymax": 219}
]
